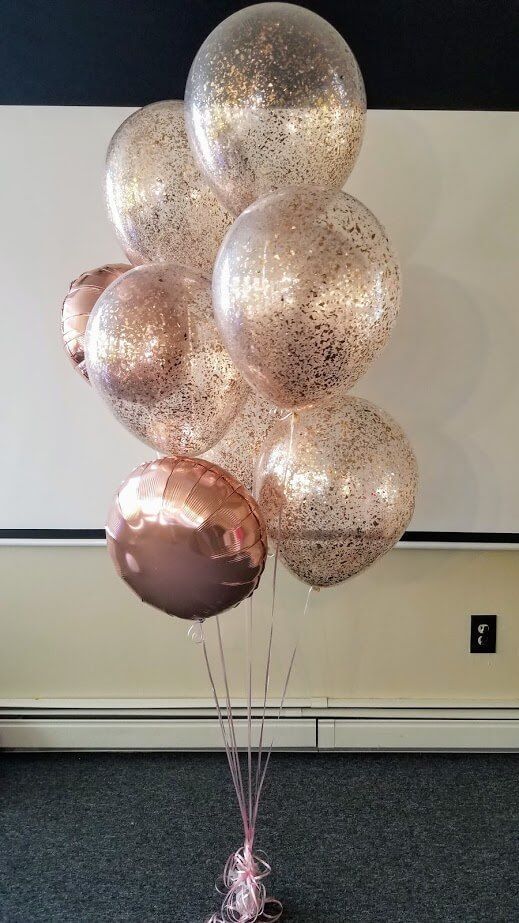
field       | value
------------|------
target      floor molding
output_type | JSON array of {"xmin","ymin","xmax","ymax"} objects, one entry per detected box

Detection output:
[{"xmin": 2, "ymin": 700, "xmax": 519, "ymax": 752}]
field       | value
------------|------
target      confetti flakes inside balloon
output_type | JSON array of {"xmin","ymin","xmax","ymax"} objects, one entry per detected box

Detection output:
[
  {"xmin": 105, "ymin": 100, "xmax": 233, "ymax": 274},
  {"xmin": 61, "ymin": 263, "xmax": 130, "ymax": 380},
  {"xmin": 106, "ymin": 456, "xmax": 268, "ymax": 621},
  {"xmin": 256, "ymin": 396, "xmax": 418, "ymax": 587},
  {"xmin": 213, "ymin": 186, "xmax": 401, "ymax": 410},
  {"xmin": 204, "ymin": 391, "xmax": 285, "ymax": 494},
  {"xmin": 85, "ymin": 263, "xmax": 248, "ymax": 456},
  {"xmin": 185, "ymin": 2, "xmax": 366, "ymax": 215}
]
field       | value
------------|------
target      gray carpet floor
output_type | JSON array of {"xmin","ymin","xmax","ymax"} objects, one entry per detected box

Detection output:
[{"xmin": 1, "ymin": 752, "xmax": 519, "ymax": 922}]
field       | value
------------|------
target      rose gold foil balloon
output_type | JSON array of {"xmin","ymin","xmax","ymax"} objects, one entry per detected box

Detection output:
[
  {"xmin": 185, "ymin": 2, "xmax": 366, "ymax": 215},
  {"xmin": 256, "ymin": 396, "xmax": 418, "ymax": 587},
  {"xmin": 105, "ymin": 100, "xmax": 232, "ymax": 274},
  {"xmin": 85, "ymin": 263, "xmax": 248, "ymax": 455},
  {"xmin": 106, "ymin": 456, "xmax": 268, "ymax": 620},
  {"xmin": 204, "ymin": 391, "xmax": 284, "ymax": 493},
  {"xmin": 61, "ymin": 264, "xmax": 130, "ymax": 380},
  {"xmin": 213, "ymin": 186, "xmax": 401, "ymax": 409}
]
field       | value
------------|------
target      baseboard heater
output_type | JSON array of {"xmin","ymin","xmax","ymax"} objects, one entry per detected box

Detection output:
[{"xmin": 2, "ymin": 702, "xmax": 519, "ymax": 752}]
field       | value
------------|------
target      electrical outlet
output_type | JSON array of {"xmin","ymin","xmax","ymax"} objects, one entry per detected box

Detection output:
[{"xmin": 470, "ymin": 615, "xmax": 497, "ymax": 653}]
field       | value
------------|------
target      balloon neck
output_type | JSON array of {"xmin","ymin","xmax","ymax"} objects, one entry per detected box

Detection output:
[{"xmin": 187, "ymin": 619, "xmax": 204, "ymax": 643}]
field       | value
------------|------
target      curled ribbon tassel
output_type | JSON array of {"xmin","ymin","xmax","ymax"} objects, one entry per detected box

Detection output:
[{"xmin": 206, "ymin": 844, "xmax": 282, "ymax": 923}]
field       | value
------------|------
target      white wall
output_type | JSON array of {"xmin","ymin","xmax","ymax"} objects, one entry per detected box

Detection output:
[
  {"xmin": 0, "ymin": 108, "xmax": 518, "ymax": 531},
  {"xmin": 2, "ymin": 547, "xmax": 519, "ymax": 705}
]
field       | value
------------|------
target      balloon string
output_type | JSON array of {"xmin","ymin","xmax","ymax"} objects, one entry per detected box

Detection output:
[
  {"xmin": 254, "ymin": 410, "xmax": 295, "ymax": 807},
  {"xmin": 215, "ymin": 614, "xmax": 249, "ymax": 838},
  {"xmin": 198, "ymin": 617, "xmax": 281, "ymax": 923},
  {"xmin": 199, "ymin": 411, "xmax": 297, "ymax": 923},
  {"xmin": 199, "ymin": 622, "xmax": 249, "ymax": 835},
  {"xmin": 246, "ymin": 595, "xmax": 253, "ymax": 833},
  {"xmin": 247, "ymin": 465, "xmax": 261, "ymax": 848},
  {"xmin": 204, "ymin": 583, "xmax": 312, "ymax": 923},
  {"xmin": 201, "ymin": 628, "xmax": 245, "ymax": 826},
  {"xmin": 253, "ymin": 585, "xmax": 313, "ymax": 829}
]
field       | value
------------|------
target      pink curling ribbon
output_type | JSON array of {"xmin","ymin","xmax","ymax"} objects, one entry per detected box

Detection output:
[{"xmin": 206, "ymin": 844, "xmax": 282, "ymax": 923}]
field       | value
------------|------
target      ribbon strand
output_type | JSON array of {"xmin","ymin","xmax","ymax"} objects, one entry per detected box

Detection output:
[
  {"xmin": 195, "ymin": 413, "xmax": 308, "ymax": 922},
  {"xmin": 254, "ymin": 411, "xmax": 296, "ymax": 809},
  {"xmin": 196, "ymin": 619, "xmax": 282, "ymax": 923}
]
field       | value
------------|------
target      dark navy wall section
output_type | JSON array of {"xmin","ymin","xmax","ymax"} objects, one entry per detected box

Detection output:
[
  {"xmin": 1, "ymin": 530, "xmax": 519, "ymax": 543},
  {"xmin": 0, "ymin": 0, "xmax": 517, "ymax": 109}
]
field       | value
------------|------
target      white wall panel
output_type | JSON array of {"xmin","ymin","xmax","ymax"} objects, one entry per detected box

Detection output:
[{"xmin": 0, "ymin": 107, "xmax": 517, "ymax": 532}]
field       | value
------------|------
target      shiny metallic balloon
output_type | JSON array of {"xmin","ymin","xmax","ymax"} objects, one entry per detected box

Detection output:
[
  {"xmin": 61, "ymin": 264, "xmax": 130, "ymax": 380},
  {"xmin": 204, "ymin": 391, "xmax": 284, "ymax": 494},
  {"xmin": 186, "ymin": 2, "xmax": 366, "ymax": 215},
  {"xmin": 256, "ymin": 396, "xmax": 418, "ymax": 587},
  {"xmin": 85, "ymin": 263, "xmax": 248, "ymax": 455},
  {"xmin": 105, "ymin": 100, "xmax": 233, "ymax": 274},
  {"xmin": 107, "ymin": 456, "xmax": 268, "ymax": 620},
  {"xmin": 213, "ymin": 186, "xmax": 401, "ymax": 409}
]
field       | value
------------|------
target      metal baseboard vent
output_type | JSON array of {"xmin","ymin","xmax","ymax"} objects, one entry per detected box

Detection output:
[{"xmin": 2, "ymin": 701, "xmax": 519, "ymax": 752}]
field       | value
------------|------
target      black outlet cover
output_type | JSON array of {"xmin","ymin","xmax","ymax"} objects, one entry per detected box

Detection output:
[{"xmin": 470, "ymin": 615, "xmax": 497, "ymax": 653}]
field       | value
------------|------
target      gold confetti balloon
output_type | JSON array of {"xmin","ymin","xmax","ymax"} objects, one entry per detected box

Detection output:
[
  {"xmin": 85, "ymin": 263, "xmax": 248, "ymax": 456},
  {"xmin": 107, "ymin": 456, "xmax": 268, "ymax": 621},
  {"xmin": 213, "ymin": 186, "xmax": 401, "ymax": 410},
  {"xmin": 61, "ymin": 263, "xmax": 130, "ymax": 381},
  {"xmin": 105, "ymin": 100, "xmax": 233, "ymax": 275},
  {"xmin": 256, "ymin": 396, "xmax": 418, "ymax": 588},
  {"xmin": 204, "ymin": 390, "xmax": 285, "ymax": 494},
  {"xmin": 185, "ymin": 2, "xmax": 366, "ymax": 215}
]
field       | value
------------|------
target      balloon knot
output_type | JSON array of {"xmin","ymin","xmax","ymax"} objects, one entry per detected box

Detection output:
[{"xmin": 188, "ymin": 620, "xmax": 204, "ymax": 643}]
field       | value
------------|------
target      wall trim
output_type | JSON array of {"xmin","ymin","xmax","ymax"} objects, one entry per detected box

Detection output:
[{"xmin": 2, "ymin": 700, "xmax": 519, "ymax": 752}]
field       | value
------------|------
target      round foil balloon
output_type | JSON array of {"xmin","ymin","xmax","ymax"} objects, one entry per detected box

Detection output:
[
  {"xmin": 105, "ymin": 100, "xmax": 232, "ymax": 274},
  {"xmin": 185, "ymin": 2, "xmax": 366, "ymax": 215},
  {"xmin": 213, "ymin": 186, "xmax": 401, "ymax": 409},
  {"xmin": 107, "ymin": 456, "xmax": 268, "ymax": 620},
  {"xmin": 256, "ymin": 397, "xmax": 418, "ymax": 587},
  {"xmin": 204, "ymin": 391, "xmax": 284, "ymax": 493},
  {"xmin": 85, "ymin": 263, "xmax": 248, "ymax": 455},
  {"xmin": 61, "ymin": 263, "xmax": 130, "ymax": 380}
]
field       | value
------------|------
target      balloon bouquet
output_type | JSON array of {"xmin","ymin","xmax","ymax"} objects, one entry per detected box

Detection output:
[{"xmin": 61, "ymin": 5, "xmax": 418, "ymax": 920}]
